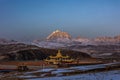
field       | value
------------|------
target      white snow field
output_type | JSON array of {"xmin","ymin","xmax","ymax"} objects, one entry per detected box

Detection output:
[
  {"xmin": 18, "ymin": 62, "xmax": 120, "ymax": 80},
  {"xmin": 28, "ymin": 70, "xmax": 120, "ymax": 80}
]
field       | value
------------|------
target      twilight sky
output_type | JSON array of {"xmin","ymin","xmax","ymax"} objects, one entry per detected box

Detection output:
[{"xmin": 0, "ymin": 0, "xmax": 120, "ymax": 41}]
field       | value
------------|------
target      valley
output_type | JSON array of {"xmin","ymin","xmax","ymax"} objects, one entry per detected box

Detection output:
[{"xmin": 0, "ymin": 30, "xmax": 119, "ymax": 80}]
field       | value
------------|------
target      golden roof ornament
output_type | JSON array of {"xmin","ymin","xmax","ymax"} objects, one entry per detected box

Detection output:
[{"xmin": 56, "ymin": 50, "xmax": 62, "ymax": 57}]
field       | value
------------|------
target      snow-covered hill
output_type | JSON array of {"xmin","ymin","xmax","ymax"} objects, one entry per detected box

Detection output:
[{"xmin": 32, "ymin": 41, "xmax": 66, "ymax": 49}]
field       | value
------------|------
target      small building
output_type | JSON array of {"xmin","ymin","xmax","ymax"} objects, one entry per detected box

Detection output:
[
  {"xmin": 45, "ymin": 50, "xmax": 74, "ymax": 65},
  {"xmin": 17, "ymin": 63, "xmax": 29, "ymax": 71}
]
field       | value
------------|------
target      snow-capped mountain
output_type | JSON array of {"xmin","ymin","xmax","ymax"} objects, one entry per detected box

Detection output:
[
  {"xmin": 46, "ymin": 30, "xmax": 71, "ymax": 41},
  {"xmin": 33, "ymin": 30, "xmax": 72, "ymax": 48},
  {"xmin": 33, "ymin": 30, "xmax": 93, "ymax": 48},
  {"xmin": 33, "ymin": 30, "xmax": 120, "ymax": 49}
]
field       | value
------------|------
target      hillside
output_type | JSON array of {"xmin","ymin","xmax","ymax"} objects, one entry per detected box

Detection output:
[{"xmin": 0, "ymin": 43, "xmax": 91, "ymax": 61}]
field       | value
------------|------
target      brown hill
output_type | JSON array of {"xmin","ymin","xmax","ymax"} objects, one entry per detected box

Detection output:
[{"xmin": 0, "ymin": 47, "xmax": 91, "ymax": 61}]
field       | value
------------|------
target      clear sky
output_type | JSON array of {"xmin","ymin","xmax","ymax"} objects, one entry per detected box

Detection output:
[{"xmin": 0, "ymin": 0, "xmax": 120, "ymax": 41}]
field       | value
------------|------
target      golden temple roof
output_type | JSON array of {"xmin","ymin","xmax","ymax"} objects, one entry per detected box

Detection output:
[
  {"xmin": 49, "ymin": 50, "xmax": 69, "ymax": 58},
  {"xmin": 45, "ymin": 50, "xmax": 74, "ymax": 64}
]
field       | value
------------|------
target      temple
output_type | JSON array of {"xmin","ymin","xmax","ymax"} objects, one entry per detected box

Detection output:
[{"xmin": 45, "ymin": 50, "xmax": 74, "ymax": 64}]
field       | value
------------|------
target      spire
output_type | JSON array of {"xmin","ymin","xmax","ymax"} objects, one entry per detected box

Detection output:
[
  {"xmin": 58, "ymin": 50, "xmax": 61, "ymax": 53},
  {"xmin": 56, "ymin": 50, "xmax": 62, "ymax": 57}
]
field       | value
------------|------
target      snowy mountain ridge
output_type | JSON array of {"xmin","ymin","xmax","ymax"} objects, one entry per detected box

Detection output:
[{"xmin": 38, "ymin": 30, "xmax": 120, "ymax": 43}]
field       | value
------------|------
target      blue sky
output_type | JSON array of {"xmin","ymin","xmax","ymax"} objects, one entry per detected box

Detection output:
[{"xmin": 0, "ymin": 0, "xmax": 120, "ymax": 41}]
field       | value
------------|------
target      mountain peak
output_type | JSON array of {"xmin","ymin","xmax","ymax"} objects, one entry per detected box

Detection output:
[
  {"xmin": 46, "ymin": 30, "xmax": 71, "ymax": 40},
  {"xmin": 55, "ymin": 29, "xmax": 61, "ymax": 32}
]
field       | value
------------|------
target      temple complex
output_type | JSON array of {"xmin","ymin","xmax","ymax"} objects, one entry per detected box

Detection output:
[{"xmin": 45, "ymin": 50, "xmax": 74, "ymax": 64}]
